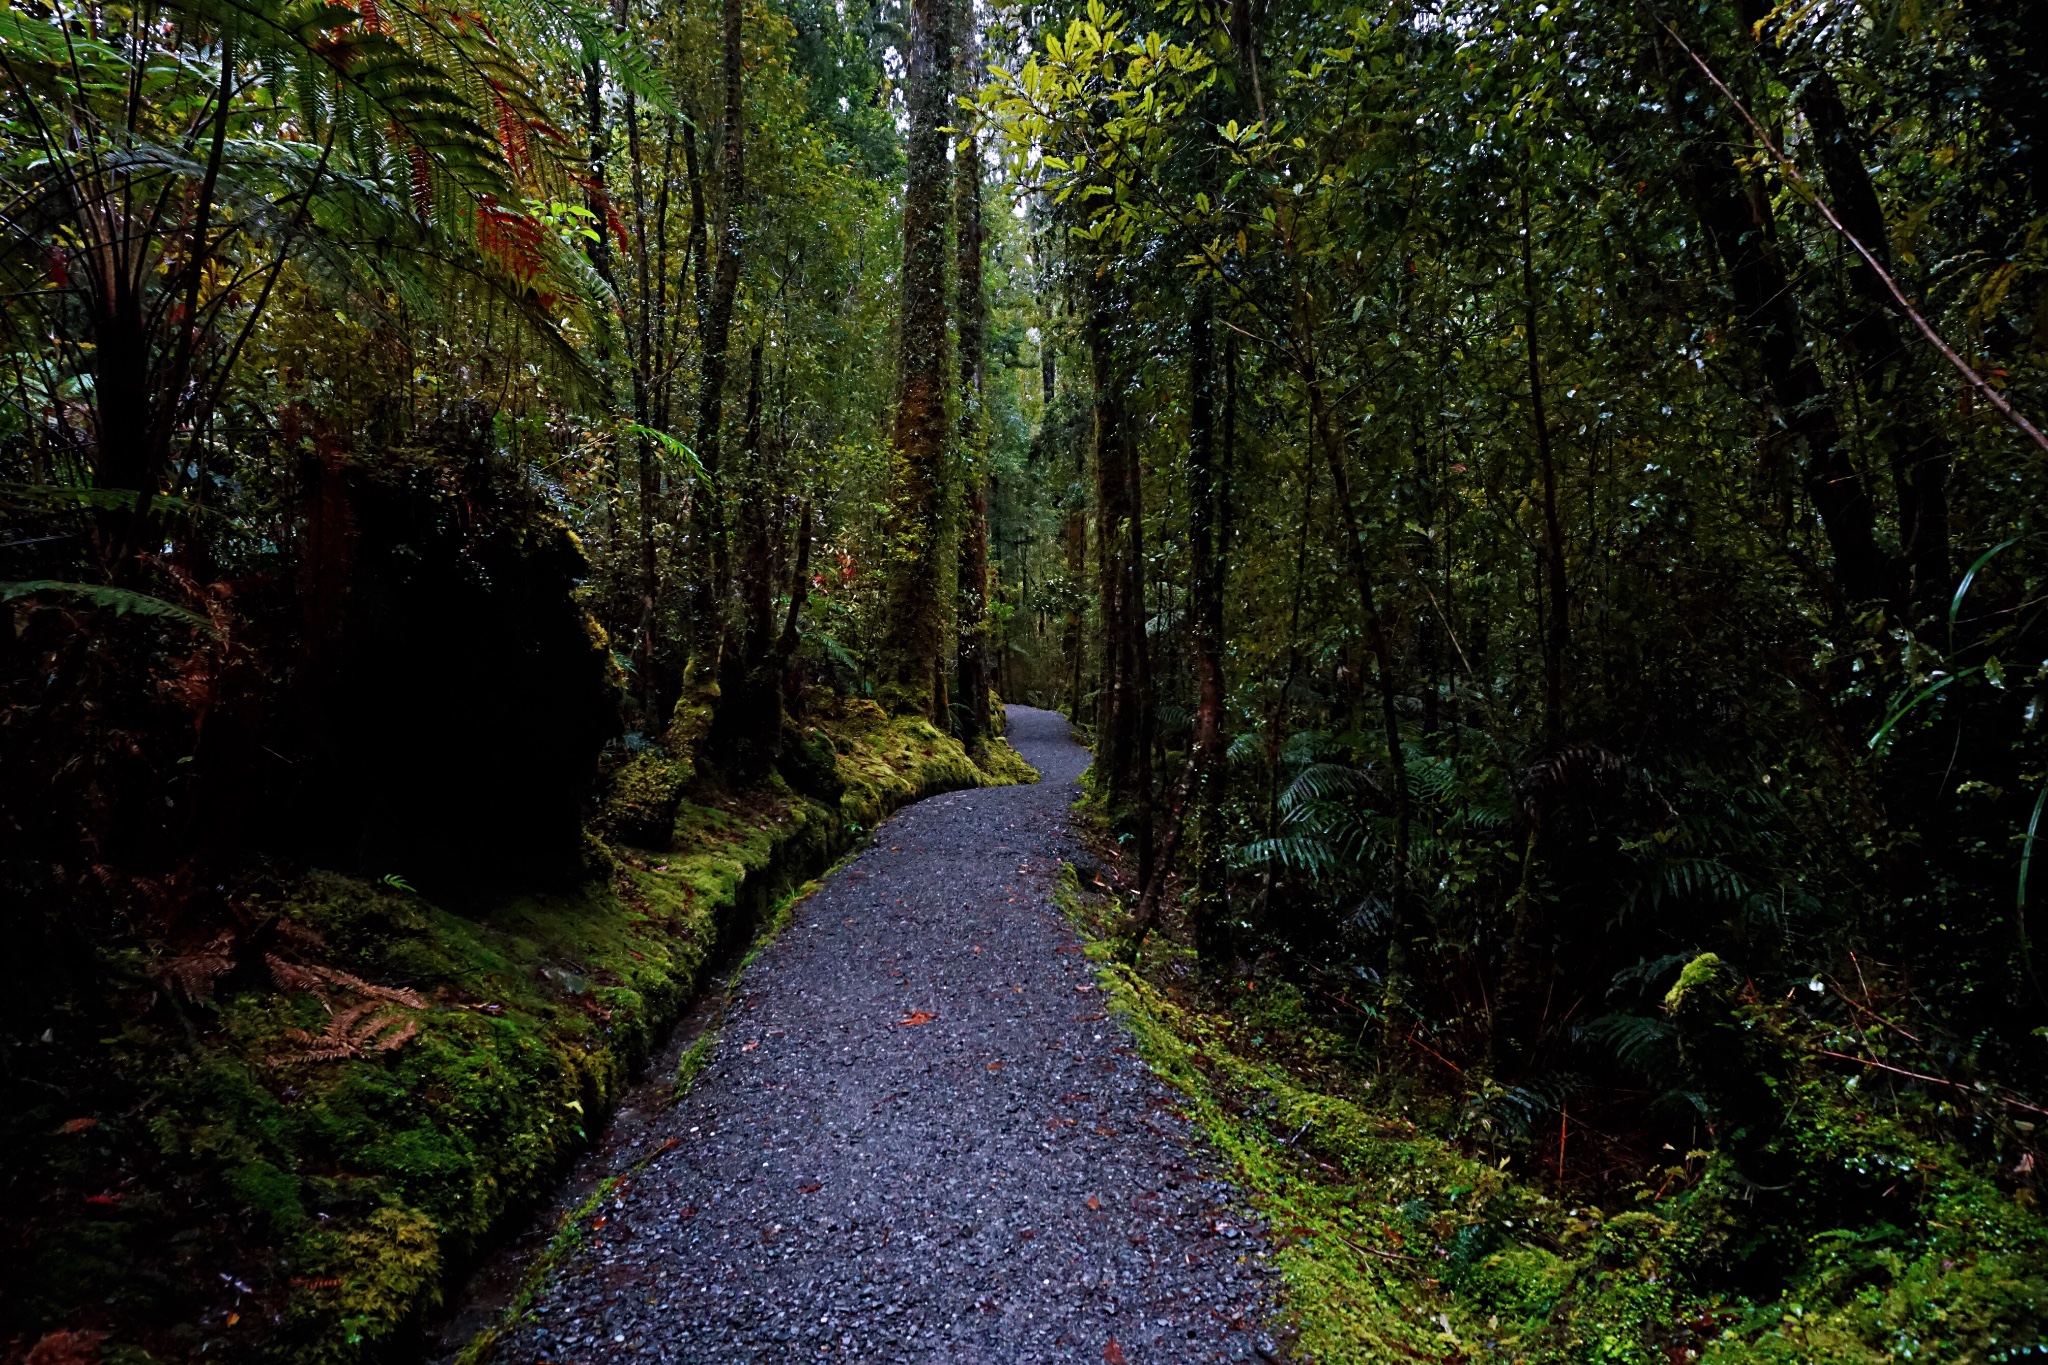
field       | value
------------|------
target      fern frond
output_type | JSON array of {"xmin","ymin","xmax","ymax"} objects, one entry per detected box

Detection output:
[
  {"xmin": 1586, "ymin": 1011, "xmax": 1678, "ymax": 1077},
  {"xmin": 2, "ymin": 581, "xmax": 214, "ymax": 630}
]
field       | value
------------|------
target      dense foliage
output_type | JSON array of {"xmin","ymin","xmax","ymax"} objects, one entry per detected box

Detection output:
[
  {"xmin": 4, "ymin": 0, "xmax": 2047, "ymax": 1352},
  {"xmin": 994, "ymin": 0, "xmax": 2048, "ymax": 1354}
]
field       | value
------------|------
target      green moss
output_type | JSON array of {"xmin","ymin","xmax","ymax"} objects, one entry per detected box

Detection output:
[
  {"xmin": 1055, "ymin": 866, "xmax": 2048, "ymax": 1365},
  {"xmin": 1665, "ymin": 951, "xmax": 1727, "ymax": 1012},
  {"xmin": 17, "ymin": 701, "xmax": 1034, "ymax": 1364},
  {"xmin": 600, "ymin": 752, "xmax": 695, "ymax": 848}
]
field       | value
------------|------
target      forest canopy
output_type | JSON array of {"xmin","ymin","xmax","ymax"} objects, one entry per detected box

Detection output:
[{"xmin": 3, "ymin": 0, "xmax": 2047, "ymax": 1354}]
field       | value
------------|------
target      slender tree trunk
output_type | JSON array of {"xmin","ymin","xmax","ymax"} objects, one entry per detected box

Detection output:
[
  {"xmin": 694, "ymin": 0, "xmax": 745, "ymax": 670},
  {"xmin": 1064, "ymin": 436, "xmax": 1087, "ymax": 722},
  {"xmin": 1796, "ymin": 66, "xmax": 1951, "ymax": 611},
  {"xmin": 1304, "ymin": 354, "xmax": 1412, "ymax": 1028},
  {"xmin": 584, "ymin": 56, "xmax": 613, "ymax": 287},
  {"xmin": 953, "ymin": 0, "xmax": 992, "ymax": 752},
  {"xmin": 1084, "ymin": 271, "xmax": 1155, "ymax": 885},
  {"xmin": 1520, "ymin": 184, "xmax": 1568, "ymax": 747},
  {"xmin": 708, "ymin": 342, "xmax": 781, "ymax": 774},
  {"xmin": 682, "ymin": 121, "xmax": 711, "ymax": 329},
  {"xmin": 881, "ymin": 0, "xmax": 957, "ymax": 716},
  {"xmin": 1186, "ymin": 287, "xmax": 1229, "ymax": 959},
  {"xmin": 1663, "ymin": 37, "xmax": 1899, "ymax": 609},
  {"xmin": 1089, "ymin": 277, "xmax": 1140, "ymax": 840}
]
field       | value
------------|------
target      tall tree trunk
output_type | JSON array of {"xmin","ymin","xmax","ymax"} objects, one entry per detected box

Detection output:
[
  {"xmin": 1520, "ymin": 183, "xmax": 1568, "ymax": 747},
  {"xmin": 709, "ymin": 343, "xmax": 780, "ymax": 777},
  {"xmin": 682, "ymin": 121, "xmax": 711, "ymax": 329},
  {"xmin": 1725, "ymin": 0, "xmax": 1953, "ymax": 610},
  {"xmin": 1186, "ymin": 287, "xmax": 1229, "ymax": 960},
  {"xmin": 1663, "ymin": 37, "xmax": 1900, "ymax": 609},
  {"xmin": 953, "ymin": 0, "xmax": 992, "ymax": 752},
  {"xmin": 623, "ymin": 76, "xmax": 665, "ymax": 724},
  {"xmin": 880, "ymin": 0, "xmax": 957, "ymax": 716},
  {"xmin": 1089, "ymin": 272, "xmax": 1152, "ymax": 882},
  {"xmin": 1796, "ymin": 66, "xmax": 1952, "ymax": 612},
  {"xmin": 583, "ymin": 56, "xmax": 612, "ymax": 287},
  {"xmin": 1303, "ymin": 351, "xmax": 1412, "ymax": 1030},
  {"xmin": 694, "ymin": 0, "xmax": 745, "ymax": 670}
]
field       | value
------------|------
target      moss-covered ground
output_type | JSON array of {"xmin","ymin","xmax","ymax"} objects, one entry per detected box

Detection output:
[
  {"xmin": 3, "ymin": 705, "xmax": 1033, "ymax": 1364},
  {"xmin": 1056, "ymin": 868, "xmax": 2048, "ymax": 1364}
]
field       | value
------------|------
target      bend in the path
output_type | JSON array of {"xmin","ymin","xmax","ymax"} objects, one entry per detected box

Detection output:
[{"xmin": 495, "ymin": 706, "xmax": 1275, "ymax": 1363}]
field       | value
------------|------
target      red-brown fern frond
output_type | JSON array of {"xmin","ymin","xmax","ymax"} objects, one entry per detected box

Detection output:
[
  {"xmin": 155, "ymin": 930, "xmax": 238, "ymax": 1002},
  {"xmin": 265, "ymin": 954, "xmax": 426, "ymax": 1009},
  {"xmin": 494, "ymin": 95, "xmax": 531, "ymax": 179},
  {"xmin": 475, "ymin": 194, "xmax": 547, "ymax": 285},
  {"xmin": 269, "ymin": 1004, "xmax": 419, "ymax": 1065},
  {"xmin": 408, "ymin": 144, "xmax": 434, "ymax": 221}
]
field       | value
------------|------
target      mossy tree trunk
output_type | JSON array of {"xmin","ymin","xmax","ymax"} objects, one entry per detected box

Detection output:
[
  {"xmin": 952, "ymin": 0, "xmax": 991, "ymax": 752},
  {"xmin": 880, "ymin": 0, "xmax": 956, "ymax": 718},
  {"xmin": 693, "ymin": 0, "xmax": 746, "ymax": 670}
]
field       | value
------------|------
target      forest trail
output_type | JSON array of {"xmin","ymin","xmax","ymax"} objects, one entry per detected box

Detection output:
[{"xmin": 487, "ymin": 706, "xmax": 1277, "ymax": 1364}]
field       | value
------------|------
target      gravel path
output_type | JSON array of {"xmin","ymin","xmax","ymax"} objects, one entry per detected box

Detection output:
[{"xmin": 493, "ymin": 706, "xmax": 1275, "ymax": 1364}]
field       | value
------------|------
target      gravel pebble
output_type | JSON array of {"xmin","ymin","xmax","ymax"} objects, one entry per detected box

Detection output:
[{"xmin": 492, "ymin": 706, "xmax": 1274, "ymax": 1363}]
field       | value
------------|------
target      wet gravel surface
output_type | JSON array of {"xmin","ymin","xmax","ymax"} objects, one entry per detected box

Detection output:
[{"xmin": 492, "ymin": 706, "xmax": 1275, "ymax": 1364}]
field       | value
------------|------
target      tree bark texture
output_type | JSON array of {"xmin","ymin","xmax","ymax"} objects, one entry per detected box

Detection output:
[
  {"xmin": 693, "ymin": 0, "xmax": 746, "ymax": 665},
  {"xmin": 1664, "ymin": 42, "xmax": 1900, "ymax": 609},
  {"xmin": 1186, "ymin": 288, "xmax": 1229, "ymax": 958},
  {"xmin": 881, "ymin": 0, "xmax": 957, "ymax": 715},
  {"xmin": 953, "ymin": 0, "xmax": 992, "ymax": 751},
  {"xmin": 1520, "ymin": 185, "xmax": 1568, "ymax": 746},
  {"xmin": 709, "ymin": 342, "xmax": 781, "ymax": 777},
  {"xmin": 1304, "ymin": 357, "xmax": 1412, "ymax": 1022},
  {"xmin": 1089, "ymin": 272, "xmax": 1154, "ymax": 883},
  {"xmin": 1797, "ymin": 67, "xmax": 1951, "ymax": 611}
]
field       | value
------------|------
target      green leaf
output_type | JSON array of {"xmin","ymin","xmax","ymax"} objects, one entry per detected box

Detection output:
[
  {"xmin": 1951, "ymin": 537, "xmax": 2019, "ymax": 623},
  {"xmin": 1868, "ymin": 670, "xmax": 1976, "ymax": 750},
  {"xmin": 626, "ymin": 425, "xmax": 709, "ymax": 486}
]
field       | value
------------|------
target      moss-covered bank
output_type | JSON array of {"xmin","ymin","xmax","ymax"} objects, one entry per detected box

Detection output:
[
  {"xmin": 3, "ymin": 704, "xmax": 1032, "ymax": 1365},
  {"xmin": 1056, "ymin": 868, "xmax": 2048, "ymax": 1365}
]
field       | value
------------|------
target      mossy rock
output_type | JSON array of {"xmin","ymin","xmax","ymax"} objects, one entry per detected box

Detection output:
[{"xmin": 601, "ymin": 752, "xmax": 694, "ymax": 849}]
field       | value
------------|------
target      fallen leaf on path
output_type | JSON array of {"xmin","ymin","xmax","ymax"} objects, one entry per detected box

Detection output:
[
  {"xmin": 899, "ymin": 1010, "xmax": 936, "ymax": 1026},
  {"xmin": 1103, "ymin": 1339, "xmax": 1127, "ymax": 1365},
  {"xmin": 1095, "ymin": 1127, "xmax": 1118, "ymax": 1136},
  {"xmin": 986, "ymin": 1062, "xmax": 1004, "ymax": 1071},
  {"xmin": 1086, "ymin": 1195, "xmax": 1101, "ymax": 1210}
]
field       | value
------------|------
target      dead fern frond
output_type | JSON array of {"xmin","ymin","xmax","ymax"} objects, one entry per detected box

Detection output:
[
  {"xmin": 270, "ymin": 1005, "xmax": 419, "ymax": 1065},
  {"xmin": 155, "ymin": 931, "xmax": 238, "ymax": 1002},
  {"xmin": 265, "ymin": 954, "xmax": 426, "ymax": 1009}
]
